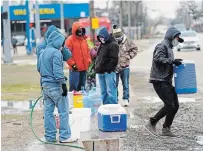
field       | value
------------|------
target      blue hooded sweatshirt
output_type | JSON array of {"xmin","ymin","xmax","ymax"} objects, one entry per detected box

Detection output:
[
  {"xmin": 36, "ymin": 25, "xmax": 72, "ymax": 63},
  {"xmin": 38, "ymin": 31, "xmax": 66, "ymax": 87}
]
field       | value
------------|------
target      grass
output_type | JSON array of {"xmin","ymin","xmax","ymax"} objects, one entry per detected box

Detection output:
[{"xmin": 1, "ymin": 64, "xmax": 41, "ymax": 101}]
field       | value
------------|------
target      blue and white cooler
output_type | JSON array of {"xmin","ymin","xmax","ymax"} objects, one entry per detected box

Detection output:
[
  {"xmin": 174, "ymin": 60, "xmax": 197, "ymax": 94},
  {"xmin": 98, "ymin": 104, "xmax": 127, "ymax": 132}
]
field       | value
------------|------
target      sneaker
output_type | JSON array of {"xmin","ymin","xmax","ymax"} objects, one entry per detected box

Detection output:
[
  {"xmin": 161, "ymin": 127, "xmax": 177, "ymax": 137},
  {"xmin": 145, "ymin": 120, "xmax": 157, "ymax": 136},
  {"xmin": 59, "ymin": 137, "xmax": 78, "ymax": 143},
  {"xmin": 122, "ymin": 99, "xmax": 129, "ymax": 107}
]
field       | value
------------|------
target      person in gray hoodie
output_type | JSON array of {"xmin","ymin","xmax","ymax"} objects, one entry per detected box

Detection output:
[{"xmin": 146, "ymin": 27, "xmax": 184, "ymax": 137}]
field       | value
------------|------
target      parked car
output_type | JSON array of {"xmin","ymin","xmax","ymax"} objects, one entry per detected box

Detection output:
[
  {"xmin": 177, "ymin": 30, "xmax": 201, "ymax": 51},
  {"xmin": 14, "ymin": 35, "xmax": 25, "ymax": 46},
  {"xmin": 174, "ymin": 24, "xmax": 186, "ymax": 32}
]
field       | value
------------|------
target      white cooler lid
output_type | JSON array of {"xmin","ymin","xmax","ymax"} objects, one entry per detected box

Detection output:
[{"xmin": 98, "ymin": 104, "xmax": 127, "ymax": 115}]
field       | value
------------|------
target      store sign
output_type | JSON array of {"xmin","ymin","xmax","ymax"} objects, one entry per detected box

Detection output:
[{"xmin": 5, "ymin": 3, "xmax": 89, "ymax": 21}]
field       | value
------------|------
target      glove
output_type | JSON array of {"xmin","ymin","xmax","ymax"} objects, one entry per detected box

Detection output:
[
  {"xmin": 72, "ymin": 64, "xmax": 78, "ymax": 71},
  {"xmin": 64, "ymin": 76, "xmax": 67, "ymax": 81},
  {"xmin": 62, "ymin": 84, "xmax": 67, "ymax": 97},
  {"xmin": 173, "ymin": 59, "xmax": 182, "ymax": 66}
]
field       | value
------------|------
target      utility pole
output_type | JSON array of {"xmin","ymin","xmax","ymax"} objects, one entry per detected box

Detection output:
[
  {"xmin": 26, "ymin": 1, "xmax": 31, "ymax": 55},
  {"xmin": 3, "ymin": 1, "xmax": 12, "ymax": 63},
  {"xmin": 119, "ymin": 1, "xmax": 123, "ymax": 29},
  {"xmin": 128, "ymin": 1, "xmax": 131, "ymax": 38},
  {"xmin": 35, "ymin": 0, "xmax": 41, "ymax": 45},
  {"xmin": 60, "ymin": 1, "xmax": 65, "ymax": 36},
  {"xmin": 89, "ymin": 0, "xmax": 95, "ymax": 44}
]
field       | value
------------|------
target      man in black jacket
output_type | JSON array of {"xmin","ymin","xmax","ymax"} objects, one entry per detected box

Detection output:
[
  {"xmin": 146, "ymin": 27, "xmax": 184, "ymax": 137},
  {"xmin": 95, "ymin": 28, "xmax": 119, "ymax": 104}
]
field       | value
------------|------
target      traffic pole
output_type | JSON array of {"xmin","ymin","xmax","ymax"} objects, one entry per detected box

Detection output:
[
  {"xmin": 60, "ymin": 1, "xmax": 65, "ymax": 36},
  {"xmin": 128, "ymin": 1, "xmax": 131, "ymax": 38},
  {"xmin": 89, "ymin": 0, "xmax": 95, "ymax": 44},
  {"xmin": 119, "ymin": 1, "xmax": 123, "ymax": 29},
  {"xmin": 25, "ymin": 0, "xmax": 31, "ymax": 55},
  {"xmin": 35, "ymin": 0, "xmax": 41, "ymax": 46},
  {"xmin": 3, "ymin": 1, "xmax": 12, "ymax": 63}
]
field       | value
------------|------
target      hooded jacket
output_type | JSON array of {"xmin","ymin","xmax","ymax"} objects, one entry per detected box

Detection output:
[
  {"xmin": 36, "ymin": 25, "xmax": 72, "ymax": 63},
  {"xmin": 38, "ymin": 31, "xmax": 66, "ymax": 87},
  {"xmin": 95, "ymin": 28, "xmax": 119, "ymax": 74},
  {"xmin": 150, "ymin": 27, "xmax": 181, "ymax": 82},
  {"xmin": 65, "ymin": 22, "xmax": 91, "ymax": 71},
  {"xmin": 116, "ymin": 34, "xmax": 138, "ymax": 72}
]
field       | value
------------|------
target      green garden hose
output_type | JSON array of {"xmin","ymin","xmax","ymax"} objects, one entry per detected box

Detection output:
[{"xmin": 30, "ymin": 95, "xmax": 85, "ymax": 150}]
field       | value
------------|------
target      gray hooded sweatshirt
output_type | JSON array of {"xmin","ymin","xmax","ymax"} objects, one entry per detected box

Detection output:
[{"xmin": 149, "ymin": 27, "xmax": 181, "ymax": 82}]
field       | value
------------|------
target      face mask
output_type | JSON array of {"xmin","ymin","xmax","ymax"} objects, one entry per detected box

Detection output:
[
  {"xmin": 115, "ymin": 35, "xmax": 124, "ymax": 44},
  {"xmin": 99, "ymin": 37, "xmax": 105, "ymax": 44},
  {"xmin": 172, "ymin": 38, "xmax": 179, "ymax": 47},
  {"xmin": 76, "ymin": 28, "xmax": 85, "ymax": 37}
]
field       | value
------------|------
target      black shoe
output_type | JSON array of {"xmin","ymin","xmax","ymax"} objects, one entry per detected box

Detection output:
[
  {"xmin": 161, "ymin": 127, "xmax": 177, "ymax": 137},
  {"xmin": 145, "ymin": 120, "xmax": 157, "ymax": 136}
]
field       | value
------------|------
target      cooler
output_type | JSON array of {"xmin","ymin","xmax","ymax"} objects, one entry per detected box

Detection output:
[
  {"xmin": 98, "ymin": 104, "xmax": 127, "ymax": 132},
  {"xmin": 174, "ymin": 60, "xmax": 197, "ymax": 94}
]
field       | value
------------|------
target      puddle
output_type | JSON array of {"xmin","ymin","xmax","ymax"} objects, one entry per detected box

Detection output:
[
  {"xmin": 1, "ymin": 100, "xmax": 43, "ymax": 112},
  {"xmin": 195, "ymin": 135, "xmax": 203, "ymax": 146}
]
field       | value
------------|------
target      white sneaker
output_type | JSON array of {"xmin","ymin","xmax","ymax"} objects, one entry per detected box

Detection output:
[
  {"xmin": 122, "ymin": 100, "xmax": 129, "ymax": 107},
  {"xmin": 59, "ymin": 137, "xmax": 78, "ymax": 143}
]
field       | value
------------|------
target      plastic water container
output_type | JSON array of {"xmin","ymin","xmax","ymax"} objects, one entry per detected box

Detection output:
[
  {"xmin": 71, "ymin": 108, "xmax": 91, "ymax": 132},
  {"xmin": 83, "ymin": 87, "xmax": 102, "ymax": 116},
  {"xmin": 174, "ymin": 60, "xmax": 197, "ymax": 94},
  {"xmin": 98, "ymin": 104, "xmax": 127, "ymax": 132},
  {"xmin": 73, "ymin": 92, "xmax": 83, "ymax": 108},
  {"xmin": 69, "ymin": 114, "xmax": 81, "ymax": 139}
]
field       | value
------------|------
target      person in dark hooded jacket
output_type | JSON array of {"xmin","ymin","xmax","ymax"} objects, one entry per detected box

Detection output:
[
  {"xmin": 95, "ymin": 28, "xmax": 119, "ymax": 104},
  {"xmin": 146, "ymin": 27, "xmax": 184, "ymax": 137}
]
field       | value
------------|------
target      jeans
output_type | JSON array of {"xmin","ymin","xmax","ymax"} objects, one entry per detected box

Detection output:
[
  {"xmin": 116, "ymin": 68, "xmax": 130, "ymax": 101},
  {"xmin": 98, "ymin": 72, "xmax": 117, "ymax": 104},
  {"xmin": 42, "ymin": 86, "xmax": 71, "ymax": 142},
  {"xmin": 69, "ymin": 70, "xmax": 87, "ymax": 91},
  {"xmin": 150, "ymin": 82, "xmax": 179, "ymax": 128}
]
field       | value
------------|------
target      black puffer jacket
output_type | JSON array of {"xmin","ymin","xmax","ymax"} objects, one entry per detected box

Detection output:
[
  {"xmin": 150, "ymin": 27, "xmax": 181, "ymax": 82},
  {"xmin": 95, "ymin": 28, "xmax": 119, "ymax": 74}
]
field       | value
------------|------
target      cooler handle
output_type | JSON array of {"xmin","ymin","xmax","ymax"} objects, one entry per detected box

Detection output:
[{"xmin": 110, "ymin": 115, "xmax": 121, "ymax": 123}]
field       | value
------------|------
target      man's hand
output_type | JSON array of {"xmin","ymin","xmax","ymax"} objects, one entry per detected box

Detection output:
[
  {"xmin": 72, "ymin": 64, "xmax": 78, "ymax": 71},
  {"xmin": 62, "ymin": 84, "xmax": 68, "ymax": 97},
  {"xmin": 173, "ymin": 59, "xmax": 183, "ymax": 66}
]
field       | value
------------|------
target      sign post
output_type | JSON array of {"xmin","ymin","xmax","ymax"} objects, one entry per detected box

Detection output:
[
  {"xmin": 25, "ymin": 1, "xmax": 31, "ymax": 55},
  {"xmin": 3, "ymin": 1, "xmax": 12, "ymax": 63}
]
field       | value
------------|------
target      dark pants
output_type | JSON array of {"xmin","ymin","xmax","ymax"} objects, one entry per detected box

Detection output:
[
  {"xmin": 150, "ymin": 81, "xmax": 179, "ymax": 128},
  {"xmin": 69, "ymin": 70, "xmax": 87, "ymax": 92}
]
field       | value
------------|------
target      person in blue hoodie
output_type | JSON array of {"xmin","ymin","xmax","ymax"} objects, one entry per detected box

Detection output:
[
  {"xmin": 95, "ymin": 28, "xmax": 119, "ymax": 104},
  {"xmin": 36, "ymin": 25, "xmax": 71, "ymax": 68},
  {"xmin": 38, "ymin": 31, "xmax": 77, "ymax": 143}
]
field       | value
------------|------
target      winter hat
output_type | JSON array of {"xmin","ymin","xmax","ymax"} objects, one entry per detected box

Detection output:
[{"xmin": 112, "ymin": 25, "xmax": 123, "ymax": 38}]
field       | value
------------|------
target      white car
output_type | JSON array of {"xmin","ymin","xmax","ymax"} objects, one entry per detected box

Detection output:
[{"xmin": 177, "ymin": 30, "xmax": 201, "ymax": 51}]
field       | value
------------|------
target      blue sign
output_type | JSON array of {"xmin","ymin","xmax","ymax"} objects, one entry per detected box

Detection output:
[
  {"xmin": 10, "ymin": 5, "xmax": 27, "ymax": 21},
  {"xmin": 2, "ymin": 3, "xmax": 89, "ymax": 21},
  {"xmin": 64, "ymin": 3, "xmax": 89, "ymax": 18},
  {"xmin": 38, "ymin": 4, "xmax": 60, "ymax": 19}
]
